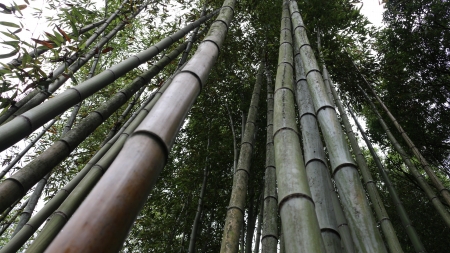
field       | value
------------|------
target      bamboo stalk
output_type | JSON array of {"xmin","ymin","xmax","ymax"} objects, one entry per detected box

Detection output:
[
  {"xmin": 0, "ymin": 40, "xmax": 190, "ymax": 214},
  {"xmin": 273, "ymin": 1, "xmax": 325, "ymax": 252},
  {"xmin": 289, "ymin": 1, "xmax": 387, "ymax": 252},
  {"xmin": 261, "ymin": 63, "xmax": 278, "ymax": 253},
  {"xmin": 43, "ymin": 1, "xmax": 235, "ymax": 251},
  {"xmin": 293, "ymin": 43, "xmax": 340, "ymax": 253},
  {"xmin": 0, "ymin": 200, "xmax": 28, "ymax": 237},
  {"xmin": 327, "ymin": 73, "xmax": 403, "ymax": 253},
  {"xmin": 347, "ymin": 104, "xmax": 426, "ymax": 253},
  {"xmin": 0, "ymin": 9, "xmax": 219, "ymax": 153},
  {"xmin": 221, "ymin": 62, "xmax": 264, "ymax": 253},
  {"xmin": 359, "ymin": 86, "xmax": 450, "ymax": 228}
]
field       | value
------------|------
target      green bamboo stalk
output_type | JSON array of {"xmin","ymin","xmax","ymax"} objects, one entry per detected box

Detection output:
[
  {"xmin": 261, "ymin": 64, "xmax": 278, "ymax": 253},
  {"xmin": 330, "ymin": 191, "xmax": 355, "ymax": 253},
  {"xmin": 0, "ymin": 40, "xmax": 190, "ymax": 214},
  {"xmin": 0, "ymin": 67, "xmax": 181, "ymax": 253},
  {"xmin": 0, "ymin": 1, "xmax": 130, "ymax": 124},
  {"xmin": 293, "ymin": 44, "xmax": 340, "ymax": 253},
  {"xmin": 221, "ymin": 62, "xmax": 263, "ymax": 253},
  {"xmin": 274, "ymin": 1, "xmax": 325, "ymax": 252},
  {"xmin": 0, "ymin": 199, "xmax": 26, "ymax": 225},
  {"xmin": 358, "ymin": 86, "xmax": 450, "ymax": 228},
  {"xmin": 0, "ymin": 9, "xmax": 219, "ymax": 153},
  {"xmin": 327, "ymin": 73, "xmax": 403, "ymax": 253},
  {"xmin": 353, "ymin": 60, "xmax": 450, "ymax": 207},
  {"xmin": 289, "ymin": 1, "xmax": 387, "ymax": 252},
  {"xmin": 347, "ymin": 104, "xmax": 426, "ymax": 253},
  {"xmin": 43, "ymin": 1, "xmax": 235, "ymax": 251}
]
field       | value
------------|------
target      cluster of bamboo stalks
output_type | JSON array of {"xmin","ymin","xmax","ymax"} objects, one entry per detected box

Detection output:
[{"xmin": 0, "ymin": 0, "xmax": 448, "ymax": 252}]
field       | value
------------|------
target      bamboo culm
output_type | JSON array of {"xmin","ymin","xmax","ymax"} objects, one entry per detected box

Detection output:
[
  {"xmin": 0, "ymin": 200, "xmax": 28, "ymax": 237},
  {"xmin": 0, "ymin": 64, "xmax": 184, "ymax": 253},
  {"xmin": 221, "ymin": 62, "xmax": 263, "ymax": 253},
  {"xmin": 359, "ymin": 86, "xmax": 450, "ymax": 228},
  {"xmin": 0, "ymin": 8, "xmax": 220, "ymax": 153},
  {"xmin": 347, "ymin": 104, "xmax": 426, "ymax": 253},
  {"xmin": 254, "ymin": 197, "xmax": 263, "ymax": 253},
  {"xmin": 293, "ymin": 43, "xmax": 341, "ymax": 253},
  {"xmin": 289, "ymin": 1, "xmax": 387, "ymax": 252},
  {"xmin": 0, "ymin": 1, "xmax": 129, "ymax": 124},
  {"xmin": 43, "ymin": 2, "xmax": 234, "ymax": 251},
  {"xmin": 273, "ymin": 1, "xmax": 325, "ymax": 252},
  {"xmin": 327, "ymin": 71, "xmax": 403, "ymax": 253},
  {"xmin": 0, "ymin": 40, "xmax": 191, "ymax": 214},
  {"xmin": 261, "ymin": 64, "xmax": 278, "ymax": 253}
]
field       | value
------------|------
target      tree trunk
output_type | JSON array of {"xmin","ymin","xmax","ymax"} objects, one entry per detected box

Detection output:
[
  {"xmin": 289, "ymin": 1, "xmax": 387, "ymax": 252},
  {"xmin": 273, "ymin": 2, "xmax": 326, "ymax": 252}
]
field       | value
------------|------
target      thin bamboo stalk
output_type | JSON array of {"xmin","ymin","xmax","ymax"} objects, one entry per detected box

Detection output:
[
  {"xmin": 353, "ymin": 59, "xmax": 450, "ymax": 207},
  {"xmin": 289, "ymin": 1, "xmax": 387, "ymax": 252},
  {"xmin": 0, "ymin": 200, "xmax": 28, "ymax": 237},
  {"xmin": 0, "ymin": 9, "xmax": 219, "ymax": 153},
  {"xmin": 0, "ymin": 1, "xmax": 130, "ymax": 124},
  {"xmin": 221, "ymin": 62, "xmax": 264, "ymax": 253},
  {"xmin": 330, "ymin": 191, "xmax": 355, "ymax": 253},
  {"xmin": 358, "ymin": 86, "xmax": 450, "ymax": 228},
  {"xmin": 347, "ymin": 104, "xmax": 426, "ymax": 253},
  {"xmin": 0, "ymin": 40, "xmax": 190, "ymax": 214},
  {"xmin": 261, "ymin": 64, "xmax": 278, "ymax": 253},
  {"xmin": 0, "ymin": 199, "xmax": 26, "ymax": 225},
  {"xmin": 273, "ymin": 1, "xmax": 325, "ymax": 252},
  {"xmin": 293, "ymin": 43, "xmax": 340, "ymax": 253},
  {"xmin": 43, "ymin": 2, "xmax": 235, "ymax": 251},
  {"xmin": 254, "ymin": 197, "xmax": 263, "ymax": 253},
  {"xmin": 327, "ymin": 74, "xmax": 403, "ymax": 253}
]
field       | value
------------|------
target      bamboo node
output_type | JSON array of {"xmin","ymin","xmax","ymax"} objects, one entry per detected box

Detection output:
[{"xmin": 278, "ymin": 192, "xmax": 315, "ymax": 212}]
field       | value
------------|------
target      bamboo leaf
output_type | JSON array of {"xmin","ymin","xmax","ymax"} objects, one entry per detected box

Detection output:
[
  {"xmin": 0, "ymin": 21, "xmax": 20, "ymax": 28},
  {"xmin": 0, "ymin": 48, "xmax": 19, "ymax": 59},
  {"xmin": 1, "ymin": 31, "xmax": 19, "ymax": 40},
  {"xmin": 56, "ymin": 25, "xmax": 71, "ymax": 42},
  {"xmin": 31, "ymin": 38, "xmax": 55, "ymax": 49}
]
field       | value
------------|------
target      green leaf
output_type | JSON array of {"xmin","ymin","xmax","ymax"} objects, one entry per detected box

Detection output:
[
  {"xmin": 0, "ymin": 48, "xmax": 19, "ymax": 59},
  {"xmin": 0, "ymin": 21, "xmax": 20, "ymax": 28},
  {"xmin": 1, "ymin": 31, "xmax": 19, "ymax": 40}
]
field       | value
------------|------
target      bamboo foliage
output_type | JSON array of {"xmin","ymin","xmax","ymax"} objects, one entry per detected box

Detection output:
[
  {"xmin": 293, "ymin": 45, "xmax": 340, "ymax": 253},
  {"xmin": 288, "ymin": 1, "xmax": 387, "ymax": 252},
  {"xmin": 0, "ymin": 39, "xmax": 194, "ymax": 214},
  {"xmin": 42, "ymin": 1, "xmax": 236, "ymax": 251},
  {"xmin": 221, "ymin": 62, "xmax": 263, "ymax": 253},
  {"xmin": 273, "ymin": 1, "xmax": 325, "ymax": 252},
  {"xmin": 261, "ymin": 64, "xmax": 278, "ymax": 253},
  {"xmin": 0, "ymin": 9, "xmax": 219, "ymax": 153},
  {"xmin": 358, "ymin": 85, "xmax": 450, "ymax": 228},
  {"xmin": 347, "ymin": 104, "xmax": 426, "ymax": 253}
]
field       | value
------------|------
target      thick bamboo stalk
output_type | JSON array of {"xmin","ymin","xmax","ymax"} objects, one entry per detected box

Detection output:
[
  {"xmin": 43, "ymin": 1, "xmax": 236, "ymax": 251},
  {"xmin": 0, "ymin": 1, "xmax": 129, "ymax": 124},
  {"xmin": 293, "ymin": 45, "xmax": 340, "ymax": 253},
  {"xmin": 347, "ymin": 104, "xmax": 426, "ymax": 253},
  {"xmin": 188, "ymin": 134, "xmax": 210, "ymax": 253},
  {"xmin": 274, "ymin": 1, "xmax": 325, "ymax": 252},
  {"xmin": 357, "ymin": 65, "xmax": 450, "ymax": 207},
  {"xmin": 327, "ymin": 74, "xmax": 403, "ymax": 253},
  {"xmin": 221, "ymin": 62, "xmax": 263, "ymax": 253},
  {"xmin": 0, "ymin": 9, "xmax": 219, "ymax": 153},
  {"xmin": 289, "ymin": 1, "xmax": 387, "ymax": 252},
  {"xmin": 261, "ymin": 64, "xmax": 278, "ymax": 253},
  {"xmin": 359, "ymin": 86, "xmax": 450, "ymax": 228},
  {"xmin": 0, "ymin": 41, "xmax": 190, "ymax": 214}
]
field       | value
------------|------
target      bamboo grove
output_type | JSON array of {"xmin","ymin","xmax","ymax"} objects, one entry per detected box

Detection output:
[{"xmin": 0, "ymin": 0, "xmax": 449, "ymax": 252}]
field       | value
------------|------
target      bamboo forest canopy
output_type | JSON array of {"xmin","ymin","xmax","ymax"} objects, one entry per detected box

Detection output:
[{"xmin": 0, "ymin": 0, "xmax": 449, "ymax": 252}]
